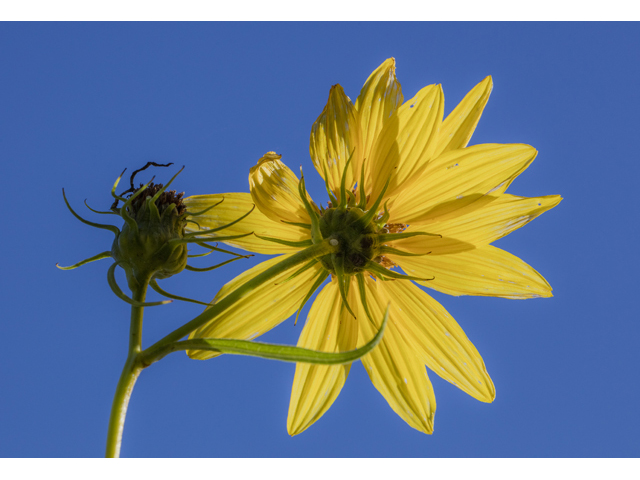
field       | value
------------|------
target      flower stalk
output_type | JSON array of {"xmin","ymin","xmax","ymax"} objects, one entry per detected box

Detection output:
[{"xmin": 105, "ymin": 277, "xmax": 149, "ymax": 458}]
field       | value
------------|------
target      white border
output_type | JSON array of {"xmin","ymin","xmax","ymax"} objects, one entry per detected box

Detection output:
[
  {"xmin": 1, "ymin": 458, "xmax": 639, "ymax": 479},
  {"xmin": 0, "ymin": 1, "xmax": 638, "ymax": 21}
]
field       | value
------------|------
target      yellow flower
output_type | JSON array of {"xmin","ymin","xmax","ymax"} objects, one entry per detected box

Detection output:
[{"xmin": 184, "ymin": 58, "xmax": 562, "ymax": 435}]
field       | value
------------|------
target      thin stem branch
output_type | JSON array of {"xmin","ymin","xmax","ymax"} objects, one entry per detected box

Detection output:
[{"xmin": 105, "ymin": 277, "xmax": 149, "ymax": 458}]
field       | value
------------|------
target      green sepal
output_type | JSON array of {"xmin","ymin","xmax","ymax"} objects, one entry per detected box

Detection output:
[
  {"xmin": 377, "ymin": 200, "xmax": 391, "ymax": 226},
  {"xmin": 345, "ymin": 189, "xmax": 357, "ymax": 207},
  {"xmin": 56, "ymin": 251, "xmax": 112, "ymax": 270},
  {"xmin": 187, "ymin": 249, "xmax": 214, "ymax": 258},
  {"xmin": 107, "ymin": 263, "xmax": 172, "ymax": 307},
  {"xmin": 298, "ymin": 171, "xmax": 323, "ymax": 243},
  {"xmin": 149, "ymin": 278, "xmax": 212, "ymax": 307},
  {"xmin": 121, "ymin": 175, "xmax": 155, "ymax": 212},
  {"xmin": 62, "ymin": 189, "xmax": 120, "ymax": 236},
  {"xmin": 377, "ymin": 231, "xmax": 441, "ymax": 243},
  {"xmin": 118, "ymin": 203, "xmax": 138, "ymax": 232},
  {"xmin": 150, "ymin": 166, "xmax": 185, "ymax": 204},
  {"xmin": 378, "ymin": 246, "xmax": 431, "ymax": 257},
  {"xmin": 187, "ymin": 198, "xmax": 224, "ymax": 217},
  {"xmin": 186, "ymin": 219, "xmax": 202, "ymax": 230},
  {"xmin": 276, "ymin": 259, "xmax": 318, "ymax": 285},
  {"xmin": 196, "ymin": 242, "xmax": 251, "ymax": 258},
  {"xmin": 332, "ymin": 253, "xmax": 356, "ymax": 318},
  {"xmin": 173, "ymin": 305, "xmax": 388, "ymax": 365},
  {"xmin": 294, "ymin": 269, "xmax": 329, "ymax": 325},
  {"xmin": 356, "ymin": 273, "xmax": 375, "ymax": 324},
  {"xmin": 254, "ymin": 234, "xmax": 313, "ymax": 248},
  {"xmin": 84, "ymin": 199, "xmax": 118, "ymax": 215},
  {"xmin": 145, "ymin": 193, "xmax": 162, "ymax": 221},
  {"xmin": 282, "ymin": 220, "xmax": 311, "ymax": 230},
  {"xmin": 119, "ymin": 176, "xmax": 157, "ymax": 232},
  {"xmin": 357, "ymin": 157, "xmax": 368, "ymax": 210},
  {"xmin": 161, "ymin": 202, "xmax": 177, "ymax": 220},
  {"xmin": 338, "ymin": 149, "xmax": 355, "ymax": 208},
  {"xmin": 181, "ymin": 205, "xmax": 255, "ymax": 238},
  {"xmin": 185, "ymin": 256, "xmax": 246, "ymax": 272},
  {"xmin": 110, "ymin": 169, "xmax": 128, "ymax": 203},
  {"xmin": 172, "ymin": 232, "xmax": 254, "ymax": 245},
  {"xmin": 365, "ymin": 261, "xmax": 434, "ymax": 282},
  {"xmin": 349, "ymin": 175, "xmax": 390, "ymax": 231},
  {"xmin": 320, "ymin": 161, "xmax": 338, "ymax": 206}
]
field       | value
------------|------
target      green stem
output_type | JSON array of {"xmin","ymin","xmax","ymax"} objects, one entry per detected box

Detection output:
[
  {"xmin": 141, "ymin": 240, "xmax": 337, "ymax": 366},
  {"xmin": 104, "ymin": 240, "xmax": 337, "ymax": 455},
  {"xmin": 105, "ymin": 277, "xmax": 149, "ymax": 458}
]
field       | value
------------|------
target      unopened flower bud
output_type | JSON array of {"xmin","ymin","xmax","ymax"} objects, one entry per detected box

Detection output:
[{"xmin": 112, "ymin": 182, "xmax": 188, "ymax": 288}]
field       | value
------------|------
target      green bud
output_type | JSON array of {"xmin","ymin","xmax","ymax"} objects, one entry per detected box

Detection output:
[{"xmin": 112, "ymin": 182, "xmax": 188, "ymax": 288}]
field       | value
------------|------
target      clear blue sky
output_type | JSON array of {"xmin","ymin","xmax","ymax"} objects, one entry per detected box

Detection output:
[{"xmin": 1, "ymin": 22, "xmax": 638, "ymax": 457}]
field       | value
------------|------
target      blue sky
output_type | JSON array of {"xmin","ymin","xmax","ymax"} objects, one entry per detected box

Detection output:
[{"xmin": 1, "ymin": 22, "xmax": 638, "ymax": 458}]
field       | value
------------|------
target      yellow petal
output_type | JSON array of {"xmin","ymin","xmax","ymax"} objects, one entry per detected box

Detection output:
[
  {"xmin": 390, "ymin": 143, "xmax": 537, "ymax": 224},
  {"xmin": 187, "ymin": 254, "xmax": 324, "ymax": 360},
  {"xmin": 386, "ymin": 230, "xmax": 475, "ymax": 256},
  {"xmin": 354, "ymin": 58, "xmax": 403, "ymax": 171},
  {"xmin": 287, "ymin": 279, "xmax": 359, "ymax": 435},
  {"xmin": 368, "ymin": 84, "xmax": 444, "ymax": 205},
  {"xmin": 390, "ymin": 194, "xmax": 562, "ymax": 253},
  {"xmin": 432, "ymin": 193, "xmax": 562, "ymax": 246},
  {"xmin": 249, "ymin": 151, "xmax": 312, "ymax": 225},
  {"xmin": 184, "ymin": 193, "xmax": 308, "ymax": 254},
  {"xmin": 357, "ymin": 276, "xmax": 436, "ymax": 434},
  {"xmin": 392, "ymin": 245, "xmax": 553, "ymax": 298},
  {"xmin": 309, "ymin": 84, "xmax": 362, "ymax": 201},
  {"xmin": 378, "ymin": 280, "xmax": 495, "ymax": 402},
  {"xmin": 434, "ymin": 76, "xmax": 493, "ymax": 157}
]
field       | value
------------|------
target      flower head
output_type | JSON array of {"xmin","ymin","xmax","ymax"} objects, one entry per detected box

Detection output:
[
  {"xmin": 184, "ymin": 58, "xmax": 561, "ymax": 435},
  {"xmin": 111, "ymin": 177, "xmax": 189, "ymax": 286}
]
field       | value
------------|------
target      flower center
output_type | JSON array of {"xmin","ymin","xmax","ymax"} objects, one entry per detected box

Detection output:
[
  {"xmin": 318, "ymin": 206, "xmax": 379, "ymax": 275},
  {"xmin": 128, "ymin": 182, "xmax": 186, "ymax": 218}
]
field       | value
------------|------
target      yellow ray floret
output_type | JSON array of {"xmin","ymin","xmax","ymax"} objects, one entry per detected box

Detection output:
[{"xmin": 287, "ymin": 279, "xmax": 359, "ymax": 435}]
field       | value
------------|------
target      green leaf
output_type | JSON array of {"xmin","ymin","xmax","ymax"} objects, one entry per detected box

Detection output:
[{"xmin": 171, "ymin": 304, "xmax": 388, "ymax": 365}]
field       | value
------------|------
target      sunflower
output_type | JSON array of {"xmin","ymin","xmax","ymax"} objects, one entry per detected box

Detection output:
[{"xmin": 183, "ymin": 58, "xmax": 561, "ymax": 435}]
